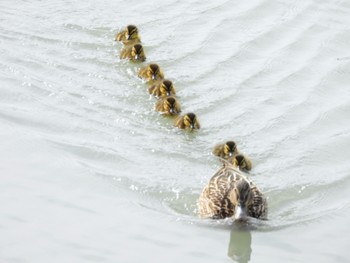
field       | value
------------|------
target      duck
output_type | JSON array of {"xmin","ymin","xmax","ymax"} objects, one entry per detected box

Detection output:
[
  {"xmin": 212, "ymin": 141, "xmax": 239, "ymax": 159},
  {"xmin": 155, "ymin": 96, "xmax": 181, "ymax": 115},
  {"xmin": 174, "ymin": 112, "xmax": 200, "ymax": 130},
  {"xmin": 120, "ymin": 43, "xmax": 146, "ymax": 62},
  {"xmin": 115, "ymin": 25, "xmax": 141, "ymax": 45},
  {"xmin": 197, "ymin": 161, "xmax": 267, "ymax": 220},
  {"xmin": 148, "ymin": 79, "xmax": 176, "ymax": 98},
  {"xmin": 229, "ymin": 154, "xmax": 252, "ymax": 171},
  {"xmin": 138, "ymin": 63, "xmax": 164, "ymax": 83}
]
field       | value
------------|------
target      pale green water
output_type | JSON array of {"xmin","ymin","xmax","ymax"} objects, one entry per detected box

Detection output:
[{"xmin": 1, "ymin": 0, "xmax": 350, "ymax": 262}]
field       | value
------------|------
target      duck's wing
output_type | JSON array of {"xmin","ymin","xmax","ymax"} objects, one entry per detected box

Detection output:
[
  {"xmin": 115, "ymin": 30, "xmax": 126, "ymax": 41},
  {"xmin": 248, "ymin": 186, "xmax": 268, "ymax": 219},
  {"xmin": 198, "ymin": 167, "xmax": 241, "ymax": 219}
]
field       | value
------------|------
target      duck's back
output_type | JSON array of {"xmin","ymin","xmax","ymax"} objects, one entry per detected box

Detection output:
[
  {"xmin": 198, "ymin": 166, "xmax": 240, "ymax": 219},
  {"xmin": 198, "ymin": 165, "xmax": 267, "ymax": 220}
]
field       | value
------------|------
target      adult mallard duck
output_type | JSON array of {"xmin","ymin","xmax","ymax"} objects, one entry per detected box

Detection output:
[
  {"xmin": 229, "ymin": 154, "xmax": 252, "ymax": 171},
  {"xmin": 155, "ymin": 96, "xmax": 181, "ymax": 115},
  {"xmin": 197, "ymin": 161, "xmax": 267, "ymax": 220},
  {"xmin": 115, "ymin": 25, "xmax": 141, "ymax": 45},
  {"xmin": 212, "ymin": 141, "xmax": 239, "ymax": 159},
  {"xmin": 138, "ymin": 63, "xmax": 164, "ymax": 83},
  {"xmin": 148, "ymin": 79, "xmax": 176, "ymax": 98},
  {"xmin": 120, "ymin": 43, "xmax": 146, "ymax": 62},
  {"xmin": 174, "ymin": 112, "xmax": 200, "ymax": 130}
]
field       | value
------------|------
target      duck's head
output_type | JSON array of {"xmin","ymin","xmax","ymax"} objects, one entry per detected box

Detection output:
[
  {"xmin": 233, "ymin": 154, "xmax": 247, "ymax": 169},
  {"xmin": 148, "ymin": 64, "xmax": 163, "ymax": 80},
  {"xmin": 131, "ymin": 44, "xmax": 146, "ymax": 62},
  {"xmin": 183, "ymin": 112, "xmax": 199, "ymax": 129},
  {"xmin": 125, "ymin": 25, "xmax": 139, "ymax": 40},
  {"xmin": 232, "ymin": 179, "xmax": 253, "ymax": 220},
  {"xmin": 224, "ymin": 141, "xmax": 237, "ymax": 157},
  {"xmin": 164, "ymin": 96, "xmax": 180, "ymax": 114},
  {"xmin": 160, "ymin": 80, "xmax": 174, "ymax": 96}
]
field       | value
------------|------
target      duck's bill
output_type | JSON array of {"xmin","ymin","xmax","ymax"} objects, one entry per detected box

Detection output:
[
  {"xmin": 134, "ymin": 54, "xmax": 139, "ymax": 60},
  {"xmin": 152, "ymin": 74, "xmax": 156, "ymax": 80}
]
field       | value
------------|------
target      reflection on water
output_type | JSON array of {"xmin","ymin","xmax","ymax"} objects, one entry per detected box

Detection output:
[{"xmin": 228, "ymin": 224, "xmax": 252, "ymax": 263}]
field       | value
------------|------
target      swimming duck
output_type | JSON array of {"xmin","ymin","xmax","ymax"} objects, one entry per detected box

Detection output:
[
  {"xmin": 148, "ymin": 79, "xmax": 176, "ymax": 98},
  {"xmin": 229, "ymin": 154, "xmax": 252, "ymax": 171},
  {"xmin": 174, "ymin": 112, "xmax": 200, "ymax": 130},
  {"xmin": 138, "ymin": 63, "xmax": 164, "ymax": 83},
  {"xmin": 155, "ymin": 96, "xmax": 181, "ymax": 115},
  {"xmin": 120, "ymin": 43, "xmax": 146, "ymax": 62},
  {"xmin": 197, "ymin": 161, "xmax": 267, "ymax": 220},
  {"xmin": 212, "ymin": 141, "xmax": 239, "ymax": 159},
  {"xmin": 115, "ymin": 25, "xmax": 141, "ymax": 45}
]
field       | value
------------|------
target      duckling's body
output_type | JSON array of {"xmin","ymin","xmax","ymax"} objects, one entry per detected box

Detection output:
[
  {"xmin": 229, "ymin": 154, "xmax": 252, "ymax": 171},
  {"xmin": 197, "ymin": 162, "xmax": 267, "ymax": 220},
  {"xmin": 138, "ymin": 64, "xmax": 164, "ymax": 83},
  {"xmin": 148, "ymin": 80, "xmax": 176, "ymax": 98},
  {"xmin": 115, "ymin": 25, "xmax": 141, "ymax": 45},
  {"xmin": 120, "ymin": 44, "xmax": 146, "ymax": 62},
  {"xmin": 212, "ymin": 141, "xmax": 239, "ymax": 159},
  {"xmin": 174, "ymin": 112, "xmax": 200, "ymax": 130},
  {"xmin": 155, "ymin": 96, "xmax": 181, "ymax": 115}
]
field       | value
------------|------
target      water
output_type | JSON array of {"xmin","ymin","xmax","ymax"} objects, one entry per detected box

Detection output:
[{"xmin": 1, "ymin": 0, "xmax": 350, "ymax": 262}]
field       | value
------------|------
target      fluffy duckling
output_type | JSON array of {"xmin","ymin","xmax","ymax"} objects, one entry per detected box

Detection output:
[
  {"xmin": 212, "ymin": 141, "xmax": 239, "ymax": 159},
  {"xmin": 174, "ymin": 112, "xmax": 200, "ymax": 130},
  {"xmin": 197, "ymin": 161, "xmax": 267, "ymax": 220},
  {"xmin": 120, "ymin": 43, "xmax": 146, "ymax": 62},
  {"xmin": 229, "ymin": 154, "xmax": 252, "ymax": 171},
  {"xmin": 138, "ymin": 63, "xmax": 164, "ymax": 83},
  {"xmin": 155, "ymin": 96, "xmax": 181, "ymax": 115},
  {"xmin": 148, "ymin": 80, "xmax": 176, "ymax": 98},
  {"xmin": 115, "ymin": 25, "xmax": 141, "ymax": 45}
]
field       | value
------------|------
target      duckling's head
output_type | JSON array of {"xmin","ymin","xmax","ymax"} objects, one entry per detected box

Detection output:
[
  {"xmin": 131, "ymin": 44, "xmax": 146, "ymax": 61},
  {"xmin": 149, "ymin": 64, "xmax": 162, "ymax": 80},
  {"xmin": 232, "ymin": 179, "xmax": 253, "ymax": 220},
  {"xmin": 224, "ymin": 141, "xmax": 237, "ymax": 157},
  {"xmin": 183, "ymin": 112, "xmax": 199, "ymax": 129},
  {"xmin": 164, "ymin": 96, "xmax": 179, "ymax": 114},
  {"xmin": 160, "ymin": 80, "xmax": 174, "ymax": 96},
  {"xmin": 233, "ymin": 154, "xmax": 246, "ymax": 169},
  {"xmin": 126, "ymin": 25, "xmax": 138, "ymax": 40}
]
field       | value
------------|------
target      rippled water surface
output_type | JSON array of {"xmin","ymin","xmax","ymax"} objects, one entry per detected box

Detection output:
[{"xmin": 1, "ymin": 0, "xmax": 350, "ymax": 262}]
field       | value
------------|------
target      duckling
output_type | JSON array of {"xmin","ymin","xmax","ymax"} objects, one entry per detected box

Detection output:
[
  {"xmin": 120, "ymin": 43, "xmax": 146, "ymax": 62},
  {"xmin": 138, "ymin": 63, "xmax": 164, "ymax": 83},
  {"xmin": 115, "ymin": 25, "xmax": 141, "ymax": 45},
  {"xmin": 174, "ymin": 112, "xmax": 200, "ymax": 130},
  {"xmin": 212, "ymin": 141, "xmax": 239, "ymax": 159},
  {"xmin": 155, "ymin": 96, "xmax": 181, "ymax": 115},
  {"xmin": 148, "ymin": 80, "xmax": 176, "ymax": 98},
  {"xmin": 229, "ymin": 154, "xmax": 252, "ymax": 171},
  {"xmin": 197, "ymin": 161, "xmax": 267, "ymax": 220}
]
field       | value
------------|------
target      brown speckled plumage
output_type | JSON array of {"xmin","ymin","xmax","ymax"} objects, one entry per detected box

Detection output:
[{"xmin": 197, "ymin": 162, "xmax": 267, "ymax": 220}]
